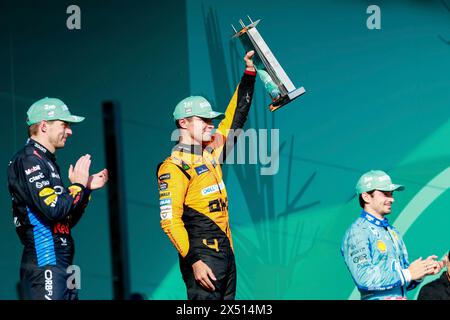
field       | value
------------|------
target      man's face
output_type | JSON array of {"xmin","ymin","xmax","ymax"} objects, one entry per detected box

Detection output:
[
  {"xmin": 185, "ymin": 116, "xmax": 215, "ymax": 144},
  {"xmin": 46, "ymin": 120, "xmax": 72, "ymax": 149},
  {"xmin": 364, "ymin": 190, "xmax": 395, "ymax": 216}
]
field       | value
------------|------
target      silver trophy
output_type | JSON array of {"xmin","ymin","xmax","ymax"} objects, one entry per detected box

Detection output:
[{"xmin": 232, "ymin": 16, "xmax": 306, "ymax": 112}]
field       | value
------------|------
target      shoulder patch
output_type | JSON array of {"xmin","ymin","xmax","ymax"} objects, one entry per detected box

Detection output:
[{"xmin": 24, "ymin": 164, "xmax": 42, "ymax": 176}]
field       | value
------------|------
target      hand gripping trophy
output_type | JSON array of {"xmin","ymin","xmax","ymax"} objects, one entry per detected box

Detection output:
[{"xmin": 232, "ymin": 16, "xmax": 306, "ymax": 111}]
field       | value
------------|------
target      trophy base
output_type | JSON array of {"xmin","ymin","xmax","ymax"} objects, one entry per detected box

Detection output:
[{"xmin": 269, "ymin": 87, "xmax": 306, "ymax": 112}]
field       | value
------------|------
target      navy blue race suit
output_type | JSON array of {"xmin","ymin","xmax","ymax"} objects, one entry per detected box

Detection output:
[{"xmin": 7, "ymin": 139, "xmax": 91, "ymax": 300}]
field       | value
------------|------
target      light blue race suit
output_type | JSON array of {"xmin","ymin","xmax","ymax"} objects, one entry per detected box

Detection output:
[{"xmin": 341, "ymin": 211, "xmax": 421, "ymax": 300}]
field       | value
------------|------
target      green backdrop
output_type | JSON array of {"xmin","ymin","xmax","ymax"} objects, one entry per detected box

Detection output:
[{"xmin": 1, "ymin": 0, "xmax": 449, "ymax": 300}]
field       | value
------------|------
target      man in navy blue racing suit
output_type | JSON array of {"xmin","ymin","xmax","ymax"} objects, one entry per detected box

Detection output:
[
  {"xmin": 341, "ymin": 170, "xmax": 444, "ymax": 300},
  {"xmin": 7, "ymin": 97, "xmax": 108, "ymax": 300}
]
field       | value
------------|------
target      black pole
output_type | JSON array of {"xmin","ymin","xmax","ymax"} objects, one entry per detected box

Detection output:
[{"xmin": 102, "ymin": 101, "xmax": 130, "ymax": 300}]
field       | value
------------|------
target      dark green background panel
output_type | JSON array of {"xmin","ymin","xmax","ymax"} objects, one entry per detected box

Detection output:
[{"xmin": 0, "ymin": 0, "xmax": 190, "ymax": 299}]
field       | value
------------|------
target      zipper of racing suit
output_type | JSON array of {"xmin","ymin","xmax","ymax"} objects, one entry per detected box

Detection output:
[
  {"xmin": 202, "ymin": 150, "xmax": 230, "ymax": 239},
  {"xmin": 385, "ymin": 226, "xmax": 406, "ymax": 297}
]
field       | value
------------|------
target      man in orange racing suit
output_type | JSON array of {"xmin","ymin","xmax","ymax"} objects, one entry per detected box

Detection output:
[{"xmin": 157, "ymin": 51, "xmax": 256, "ymax": 300}]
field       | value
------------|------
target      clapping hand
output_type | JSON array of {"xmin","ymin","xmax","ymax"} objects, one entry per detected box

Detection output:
[
  {"xmin": 68, "ymin": 154, "xmax": 91, "ymax": 187},
  {"xmin": 87, "ymin": 169, "xmax": 109, "ymax": 190}
]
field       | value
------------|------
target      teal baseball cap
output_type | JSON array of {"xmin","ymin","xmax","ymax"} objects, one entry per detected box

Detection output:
[
  {"xmin": 26, "ymin": 97, "xmax": 85, "ymax": 126},
  {"xmin": 355, "ymin": 170, "xmax": 405, "ymax": 195},
  {"xmin": 173, "ymin": 96, "xmax": 225, "ymax": 121}
]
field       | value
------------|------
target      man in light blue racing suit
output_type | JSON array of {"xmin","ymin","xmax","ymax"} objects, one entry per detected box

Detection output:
[{"xmin": 341, "ymin": 170, "xmax": 443, "ymax": 300}]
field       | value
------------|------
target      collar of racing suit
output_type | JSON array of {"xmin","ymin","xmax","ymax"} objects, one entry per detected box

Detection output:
[
  {"xmin": 360, "ymin": 210, "xmax": 390, "ymax": 228},
  {"xmin": 173, "ymin": 143, "xmax": 203, "ymax": 156},
  {"xmin": 27, "ymin": 138, "xmax": 56, "ymax": 162}
]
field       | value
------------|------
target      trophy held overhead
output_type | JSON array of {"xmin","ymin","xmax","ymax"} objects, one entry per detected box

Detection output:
[{"xmin": 232, "ymin": 16, "xmax": 306, "ymax": 112}]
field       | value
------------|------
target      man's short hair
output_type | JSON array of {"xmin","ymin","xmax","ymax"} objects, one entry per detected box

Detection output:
[
  {"xmin": 359, "ymin": 190, "xmax": 376, "ymax": 208},
  {"xmin": 28, "ymin": 123, "xmax": 40, "ymax": 137},
  {"xmin": 27, "ymin": 120, "xmax": 56, "ymax": 137},
  {"xmin": 175, "ymin": 117, "xmax": 194, "ymax": 129}
]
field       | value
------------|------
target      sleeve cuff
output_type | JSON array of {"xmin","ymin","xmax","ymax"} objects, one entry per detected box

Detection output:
[
  {"xmin": 244, "ymin": 69, "xmax": 257, "ymax": 76},
  {"xmin": 69, "ymin": 183, "xmax": 86, "ymax": 191},
  {"xmin": 401, "ymin": 268, "xmax": 412, "ymax": 285},
  {"xmin": 184, "ymin": 249, "xmax": 201, "ymax": 266},
  {"xmin": 241, "ymin": 71, "xmax": 257, "ymax": 86}
]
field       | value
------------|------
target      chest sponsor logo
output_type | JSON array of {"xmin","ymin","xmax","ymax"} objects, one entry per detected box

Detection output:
[
  {"xmin": 160, "ymin": 211, "xmax": 173, "ymax": 220},
  {"xmin": 29, "ymin": 172, "xmax": 45, "ymax": 183},
  {"xmin": 376, "ymin": 240, "xmax": 387, "ymax": 253},
  {"xmin": 54, "ymin": 222, "xmax": 70, "ymax": 235},
  {"xmin": 201, "ymin": 181, "xmax": 225, "ymax": 196},
  {"xmin": 208, "ymin": 198, "xmax": 228, "ymax": 213},
  {"xmin": 54, "ymin": 186, "xmax": 64, "ymax": 195},
  {"xmin": 195, "ymin": 165, "xmax": 209, "ymax": 176},
  {"xmin": 160, "ymin": 205, "xmax": 172, "ymax": 212},
  {"xmin": 39, "ymin": 187, "xmax": 55, "ymax": 197},
  {"xmin": 51, "ymin": 172, "xmax": 60, "ymax": 179},
  {"xmin": 159, "ymin": 173, "xmax": 170, "ymax": 181},
  {"xmin": 350, "ymin": 247, "xmax": 366, "ymax": 257},
  {"xmin": 159, "ymin": 182, "xmax": 168, "ymax": 191},
  {"xmin": 25, "ymin": 165, "xmax": 41, "ymax": 175},
  {"xmin": 36, "ymin": 180, "xmax": 50, "ymax": 189},
  {"xmin": 159, "ymin": 199, "xmax": 172, "ymax": 206},
  {"xmin": 352, "ymin": 254, "xmax": 368, "ymax": 264},
  {"xmin": 44, "ymin": 194, "xmax": 58, "ymax": 207},
  {"xmin": 159, "ymin": 191, "xmax": 171, "ymax": 198},
  {"xmin": 34, "ymin": 143, "xmax": 47, "ymax": 154}
]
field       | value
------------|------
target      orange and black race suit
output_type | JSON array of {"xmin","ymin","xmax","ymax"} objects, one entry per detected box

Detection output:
[
  {"xmin": 157, "ymin": 70, "xmax": 256, "ymax": 299},
  {"xmin": 7, "ymin": 139, "xmax": 91, "ymax": 300}
]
